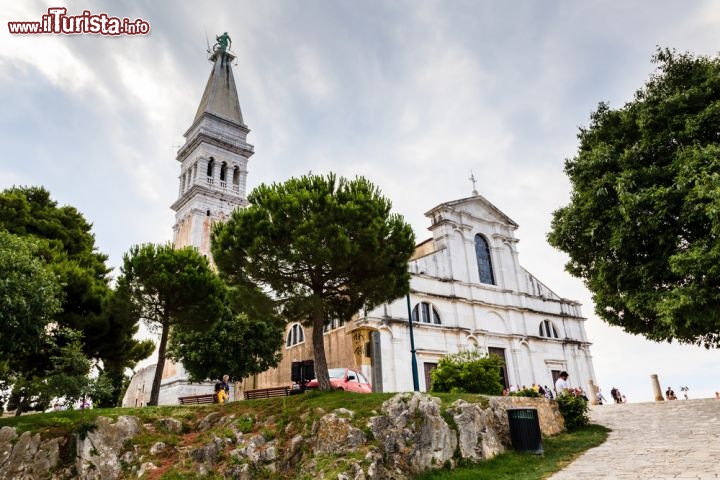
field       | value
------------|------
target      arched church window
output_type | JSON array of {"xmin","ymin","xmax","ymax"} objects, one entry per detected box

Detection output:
[
  {"xmin": 474, "ymin": 234, "xmax": 495, "ymax": 285},
  {"xmin": 207, "ymin": 157, "xmax": 214, "ymax": 177},
  {"xmin": 539, "ymin": 320, "xmax": 559, "ymax": 339},
  {"xmin": 220, "ymin": 162, "xmax": 227, "ymax": 182},
  {"xmin": 412, "ymin": 302, "xmax": 441, "ymax": 325},
  {"xmin": 286, "ymin": 323, "xmax": 305, "ymax": 347},
  {"xmin": 233, "ymin": 166, "xmax": 240, "ymax": 186}
]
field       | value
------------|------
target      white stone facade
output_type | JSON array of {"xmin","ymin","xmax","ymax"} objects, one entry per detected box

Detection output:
[
  {"xmin": 357, "ymin": 194, "xmax": 596, "ymax": 394},
  {"xmin": 122, "ymin": 362, "xmax": 218, "ymax": 407}
]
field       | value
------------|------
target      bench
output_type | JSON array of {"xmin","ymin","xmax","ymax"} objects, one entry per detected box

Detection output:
[
  {"xmin": 243, "ymin": 386, "xmax": 291, "ymax": 400},
  {"xmin": 178, "ymin": 394, "xmax": 216, "ymax": 405}
]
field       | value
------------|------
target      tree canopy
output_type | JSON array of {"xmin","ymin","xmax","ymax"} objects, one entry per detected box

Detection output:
[
  {"xmin": 212, "ymin": 173, "xmax": 416, "ymax": 390},
  {"xmin": 429, "ymin": 350, "xmax": 504, "ymax": 395},
  {"xmin": 167, "ymin": 308, "xmax": 285, "ymax": 384},
  {"xmin": 0, "ymin": 231, "xmax": 63, "ymax": 412},
  {"xmin": 0, "ymin": 186, "xmax": 152, "ymax": 407},
  {"xmin": 117, "ymin": 243, "xmax": 227, "ymax": 405},
  {"xmin": 0, "ymin": 231, "xmax": 62, "ymax": 358},
  {"xmin": 548, "ymin": 48, "xmax": 720, "ymax": 347}
]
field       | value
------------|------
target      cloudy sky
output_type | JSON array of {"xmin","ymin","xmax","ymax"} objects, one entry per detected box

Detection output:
[{"xmin": 2, "ymin": 0, "xmax": 719, "ymax": 402}]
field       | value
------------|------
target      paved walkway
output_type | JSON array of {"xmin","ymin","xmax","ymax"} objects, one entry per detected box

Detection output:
[{"xmin": 549, "ymin": 398, "xmax": 720, "ymax": 479}]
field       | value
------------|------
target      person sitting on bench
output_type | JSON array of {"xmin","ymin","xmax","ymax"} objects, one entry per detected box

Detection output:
[{"xmin": 214, "ymin": 374, "xmax": 230, "ymax": 403}]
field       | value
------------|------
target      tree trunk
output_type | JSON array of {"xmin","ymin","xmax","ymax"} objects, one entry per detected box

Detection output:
[
  {"xmin": 148, "ymin": 322, "xmax": 170, "ymax": 406},
  {"xmin": 14, "ymin": 395, "xmax": 28, "ymax": 416},
  {"xmin": 311, "ymin": 308, "xmax": 331, "ymax": 390}
]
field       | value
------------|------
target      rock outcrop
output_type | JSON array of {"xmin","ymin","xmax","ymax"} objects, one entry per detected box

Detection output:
[{"xmin": 0, "ymin": 394, "xmax": 563, "ymax": 479}]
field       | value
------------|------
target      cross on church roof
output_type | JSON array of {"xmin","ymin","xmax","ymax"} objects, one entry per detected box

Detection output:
[{"xmin": 469, "ymin": 172, "xmax": 479, "ymax": 196}]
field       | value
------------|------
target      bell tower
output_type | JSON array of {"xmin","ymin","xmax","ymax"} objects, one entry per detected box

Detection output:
[{"xmin": 171, "ymin": 34, "xmax": 254, "ymax": 259}]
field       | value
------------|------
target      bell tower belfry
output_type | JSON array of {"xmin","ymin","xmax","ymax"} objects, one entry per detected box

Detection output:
[{"xmin": 171, "ymin": 35, "xmax": 253, "ymax": 259}]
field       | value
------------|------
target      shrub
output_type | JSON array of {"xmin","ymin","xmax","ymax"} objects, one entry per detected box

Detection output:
[
  {"xmin": 430, "ymin": 350, "xmax": 504, "ymax": 395},
  {"xmin": 509, "ymin": 388, "xmax": 541, "ymax": 398},
  {"xmin": 555, "ymin": 394, "xmax": 589, "ymax": 430}
]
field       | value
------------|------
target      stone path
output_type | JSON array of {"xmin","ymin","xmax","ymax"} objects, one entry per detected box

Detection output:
[{"xmin": 549, "ymin": 398, "xmax": 720, "ymax": 479}]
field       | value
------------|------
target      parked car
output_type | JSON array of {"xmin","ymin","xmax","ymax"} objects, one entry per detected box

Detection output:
[{"xmin": 303, "ymin": 367, "xmax": 372, "ymax": 393}]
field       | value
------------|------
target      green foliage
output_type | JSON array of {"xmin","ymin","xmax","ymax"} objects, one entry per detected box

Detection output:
[
  {"xmin": 5, "ymin": 327, "xmax": 95, "ymax": 415},
  {"xmin": 0, "ymin": 187, "xmax": 111, "ymax": 350},
  {"xmin": 76, "ymin": 421, "xmax": 97, "ymax": 441},
  {"xmin": 236, "ymin": 415, "xmax": 255, "ymax": 433},
  {"xmin": 430, "ymin": 350, "xmax": 504, "ymax": 395},
  {"xmin": 555, "ymin": 394, "xmax": 590, "ymax": 430},
  {"xmin": 0, "ymin": 231, "xmax": 62, "ymax": 360},
  {"xmin": 117, "ymin": 243, "xmax": 227, "ymax": 405},
  {"xmin": 168, "ymin": 307, "xmax": 284, "ymax": 383},
  {"xmin": 0, "ymin": 186, "xmax": 152, "ymax": 406},
  {"xmin": 92, "ymin": 283, "xmax": 155, "ymax": 408},
  {"xmin": 510, "ymin": 388, "xmax": 542, "ymax": 398},
  {"xmin": 548, "ymin": 49, "xmax": 720, "ymax": 347},
  {"xmin": 44, "ymin": 328, "xmax": 93, "ymax": 404},
  {"xmin": 212, "ymin": 173, "xmax": 415, "ymax": 390}
]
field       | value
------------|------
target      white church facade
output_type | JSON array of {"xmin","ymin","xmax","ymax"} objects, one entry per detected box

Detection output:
[
  {"xmin": 123, "ymin": 39, "xmax": 596, "ymax": 406},
  {"xmin": 355, "ymin": 195, "xmax": 596, "ymax": 393}
]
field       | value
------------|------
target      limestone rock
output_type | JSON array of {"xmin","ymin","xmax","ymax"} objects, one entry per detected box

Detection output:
[
  {"xmin": 315, "ymin": 412, "xmax": 366, "ymax": 454},
  {"xmin": 190, "ymin": 435, "xmax": 224, "ymax": 465},
  {"xmin": 138, "ymin": 462, "xmax": 158, "ymax": 477},
  {"xmin": 158, "ymin": 417, "xmax": 183, "ymax": 433},
  {"xmin": 149, "ymin": 442, "xmax": 166, "ymax": 455},
  {"xmin": 198, "ymin": 411, "xmax": 223, "ymax": 431},
  {"xmin": 0, "ymin": 426, "xmax": 18, "ymax": 466},
  {"xmin": 369, "ymin": 392, "xmax": 457, "ymax": 476},
  {"xmin": 448, "ymin": 399, "xmax": 505, "ymax": 461},
  {"xmin": 76, "ymin": 415, "xmax": 142, "ymax": 480}
]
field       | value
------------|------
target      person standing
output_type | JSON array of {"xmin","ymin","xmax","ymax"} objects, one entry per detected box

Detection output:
[
  {"xmin": 554, "ymin": 371, "xmax": 570, "ymax": 395},
  {"xmin": 666, "ymin": 386, "xmax": 676, "ymax": 400}
]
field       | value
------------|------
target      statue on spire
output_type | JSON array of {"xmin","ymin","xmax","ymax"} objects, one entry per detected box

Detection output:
[{"xmin": 214, "ymin": 32, "xmax": 231, "ymax": 52}]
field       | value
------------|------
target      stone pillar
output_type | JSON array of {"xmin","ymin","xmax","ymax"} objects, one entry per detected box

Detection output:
[
  {"xmin": 651, "ymin": 374, "xmax": 664, "ymax": 401},
  {"xmin": 587, "ymin": 379, "xmax": 599, "ymax": 405}
]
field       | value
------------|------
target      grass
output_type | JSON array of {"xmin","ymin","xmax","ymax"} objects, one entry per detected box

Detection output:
[{"xmin": 415, "ymin": 424, "xmax": 610, "ymax": 480}]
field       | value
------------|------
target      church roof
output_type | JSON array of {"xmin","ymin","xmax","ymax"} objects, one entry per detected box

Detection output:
[
  {"xmin": 425, "ymin": 193, "xmax": 518, "ymax": 228},
  {"xmin": 193, "ymin": 50, "xmax": 245, "ymax": 126}
]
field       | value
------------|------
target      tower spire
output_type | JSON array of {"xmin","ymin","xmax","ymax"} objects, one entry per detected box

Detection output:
[
  {"xmin": 171, "ymin": 34, "xmax": 254, "ymax": 259},
  {"xmin": 193, "ymin": 41, "xmax": 245, "ymax": 127}
]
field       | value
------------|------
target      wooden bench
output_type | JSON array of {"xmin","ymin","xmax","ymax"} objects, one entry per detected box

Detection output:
[
  {"xmin": 178, "ymin": 394, "xmax": 216, "ymax": 405},
  {"xmin": 243, "ymin": 386, "xmax": 291, "ymax": 400}
]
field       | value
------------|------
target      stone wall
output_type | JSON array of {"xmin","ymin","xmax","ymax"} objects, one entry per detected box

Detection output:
[{"xmin": 0, "ymin": 393, "xmax": 564, "ymax": 479}]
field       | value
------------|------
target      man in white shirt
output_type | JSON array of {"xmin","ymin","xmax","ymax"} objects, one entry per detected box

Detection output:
[{"xmin": 554, "ymin": 371, "xmax": 570, "ymax": 395}]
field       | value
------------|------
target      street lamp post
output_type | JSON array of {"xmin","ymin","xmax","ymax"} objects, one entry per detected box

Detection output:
[{"xmin": 405, "ymin": 293, "xmax": 420, "ymax": 391}]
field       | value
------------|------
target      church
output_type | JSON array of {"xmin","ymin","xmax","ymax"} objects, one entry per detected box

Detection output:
[{"xmin": 122, "ymin": 38, "xmax": 597, "ymax": 406}]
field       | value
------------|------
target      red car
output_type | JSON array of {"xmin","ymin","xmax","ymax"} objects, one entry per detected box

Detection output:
[{"xmin": 304, "ymin": 367, "xmax": 372, "ymax": 393}]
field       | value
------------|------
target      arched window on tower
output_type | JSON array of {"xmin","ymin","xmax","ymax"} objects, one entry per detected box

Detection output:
[
  {"xmin": 219, "ymin": 162, "xmax": 227, "ymax": 188},
  {"xmin": 539, "ymin": 320, "xmax": 559, "ymax": 339},
  {"xmin": 232, "ymin": 166, "xmax": 240, "ymax": 193},
  {"xmin": 286, "ymin": 323, "xmax": 305, "ymax": 347},
  {"xmin": 412, "ymin": 302, "xmax": 441, "ymax": 325},
  {"xmin": 206, "ymin": 157, "xmax": 215, "ymax": 185},
  {"xmin": 474, "ymin": 234, "xmax": 495, "ymax": 285}
]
